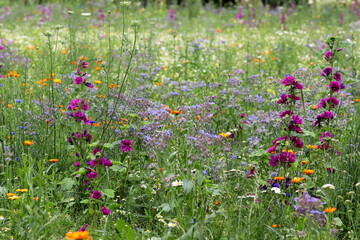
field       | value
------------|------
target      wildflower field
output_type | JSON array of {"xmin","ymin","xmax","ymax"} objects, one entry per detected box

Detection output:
[{"xmin": 0, "ymin": 0, "xmax": 359, "ymax": 239}]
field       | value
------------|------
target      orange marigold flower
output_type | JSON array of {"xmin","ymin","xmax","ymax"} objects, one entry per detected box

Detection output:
[
  {"xmin": 6, "ymin": 193, "xmax": 17, "ymax": 197},
  {"xmin": 66, "ymin": 231, "xmax": 91, "ymax": 240},
  {"xmin": 355, "ymin": 98, "xmax": 360, "ymax": 102},
  {"xmin": 301, "ymin": 160, "xmax": 309, "ymax": 164},
  {"xmin": 324, "ymin": 207, "xmax": 336, "ymax": 213},
  {"xmin": 271, "ymin": 224, "xmax": 281, "ymax": 228},
  {"xmin": 215, "ymin": 200, "xmax": 221, "ymax": 205},
  {"xmin": 24, "ymin": 140, "xmax": 35, "ymax": 146},
  {"xmin": 94, "ymin": 80, "xmax": 102, "ymax": 84},
  {"xmin": 155, "ymin": 82, "xmax": 163, "ymax": 86},
  {"xmin": 306, "ymin": 145, "xmax": 318, "ymax": 149},
  {"xmin": 94, "ymin": 66, "xmax": 101, "ymax": 70},
  {"xmin": 253, "ymin": 58, "xmax": 260, "ymax": 62},
  {"xmin": 7, "ymin": 104, "xmax": 13, "ymax": 108},
  {"xmin": 291, "ymin": 177, "xmax": 304, "ymax": 183},
  {"xmin": 274, "ymin": 177, "xmax": 285, "ymax": 181},
  {"xmin": 170, "ymin": 110, "xmax": 181, "ymax": 115},
  {"xmin": 33, "ymin": 197, "xmax": 39, "ymax": 200},
  {"xmin": 49, "ymin": 159, "xmax": 59, "ymax": 163},
  {"xmin": 303, "ymin": 169, "xmax": 315, "ymax": 175},
  {"xmin": 53, "ymin": 79, "xmax": 62, "ymax": 84}
]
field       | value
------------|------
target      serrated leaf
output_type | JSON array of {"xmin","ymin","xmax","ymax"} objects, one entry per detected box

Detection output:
[{"xmin": 103, "ymin": 189, "xmax": 115, "ymax": 198}]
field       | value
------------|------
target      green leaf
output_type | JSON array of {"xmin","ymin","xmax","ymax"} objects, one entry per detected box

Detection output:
[
  {"xmin": 88, "ymin": 141, "xmax": 100, "ymax": 147},
  {"xmin": 128, "ymin": 113, "xmax": 140, "ymax": 118},
  {"xmin": 103, "ymin": 189, "xmax": 115, "ymax": 198},
  {"xmin": 249, "ymin": 149, "xmax": 267, "ymax": 157},
  {"xmin": 103, "ymin": 143, "xmax": 114, "ymax": 148},
  {"xmin": 158, "ymin": 203, "xmax": 171, "ymax": 212},
  {"xmin": 80, "ymin": 199, "xmax": 90, "ymax": 204},
  {"xmin": 332, "ymin": 217, "xmax": 343, "ymax": 226},
  {"xmin": 303, "ymin": 130, "xmax": 316, "ymax": 138},
  {"xmin": 182, "ymin": 179, "xmax": 194, "ymax": 193},
  {"xmin": 116, "ymin": 219, "xmax": 136, "ymax": 240},
  {"xmin": 59, "ymin": 178, "xmax": 76, "ymax": 191}
]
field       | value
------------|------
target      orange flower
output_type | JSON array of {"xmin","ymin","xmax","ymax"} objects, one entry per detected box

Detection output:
[
  {"xmin": 24, "ymin": 140, "xmax": 35, "ymax": 146},
  {"xmin": 271, "ymin": 224, "xmax": 281, "ymax": 228},
  {"xmin": 66, "ymin": 230, "xmax": 91, "ymax": 240},
  {"xmin": 49, "ymin": 159, "xmax": 59, "ymax": 163},
  {"xmin": 53, "ymin": 79, "xmax": 62, "ymax": 84},
  {"xmin": 6, "ymin": 193, "xmax": 17, "ymax": 197},
  {"xmin": 7, "ymin": 104, "xmax": 13, "ymax": 108},
  {"xmin": 170, "ymin": 110, "xmax": 181, "ymax": 115},
  {"xmin": 155, "ymin": 82, "xmax": 163, "ymax": 86},
  {"xmin": 291, "ymin": 177, "xmax": 304, "ymax": 183},
  {"xmin": 94, "ymin": 66, "xmax": 101, "ymax": 70},
  {"xmin": 324, "ymin": 207, "xmax": 336, "ymax": 213},
  {"xmin": 306, "ymin": 145, "xmax": 318, "ymax": 149},
  {"xmin": 274, "ymin": 177, "xmax": 285, "ymax": 181},
  {"xmin": 215, "ymin": 200, "xmax": 221, "ymax": 205},
  {"xmin": 33, "ymin": 197, "xmax": 39, "ymax": 200},
  {"xmin": 355, "ymin": 98, "xmax": 360, "ymax": 102},
  {"xmin": 303, "ymin": 169, "xmax": 315, "ymax": 175},
  {"xmin": 301, "ymin": 160, "xmax": 309, "ymax": 164},
  {"xmin": 253, "ymin": 58, "xmax": 260, "ymax": 62},
  {"xmin": 94, "ymin": 80, "xmax": 102, "ymax": 84}
]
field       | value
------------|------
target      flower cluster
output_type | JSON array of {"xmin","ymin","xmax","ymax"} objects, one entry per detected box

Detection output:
[
  {"xmin": 268, "ymin": 75, "xmax": 305, "ymax": 168},
  {"xmin": 73, "ymin": 61, "xmax": 94, "ymax": 88},
  {"xmin": 67, "ymin": 98, "xmax": 91, "ymax": 125},
  {"xmin": 293, "ymin": 193, "xmax": 327, "ymax": 226}
]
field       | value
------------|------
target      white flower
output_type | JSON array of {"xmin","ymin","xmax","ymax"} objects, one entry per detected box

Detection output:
[
  {"xmin": 322, "ymin": 184, "xmax": 335, "ymax": 189},
  {"xmin": 271, "ymin": 187, "xmax": 281, "ymax": 194},
  {"xmin": 167, "ymin": 222, "xmax": 177, "ymax": 227},
  {"xmin": 171, "ymin": 180, "xmax": 183, "ymax": 187},
  {"xmin": 81, "ymin": 13, "xmax": 91, "ymax": 16}
]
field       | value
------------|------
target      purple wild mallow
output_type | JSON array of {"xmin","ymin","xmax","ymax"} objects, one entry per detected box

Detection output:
[
  {"xmin": 333, "ymin": 72, "xmax": 342, "ymax": 81},
  {"xmin": 101, "ymin": 206, "xmax": 111, "ymax": 215},
  {"xmin": 120, "ymin": 139, "xmax": 133, "ymax": 152},
  {"xmin": 290, "ymin": 136, "xmax": 304, "ymax": 148},
  {"xmin": 279, "ymin": 110, "xmax": 294, "ymax": 118},
  {"xmin": 168, "ymin": 9, "xmax": 175, "ymax": 22},
  {"xmin": 281, "ymin": 76, "xmax": 295, "ymax": 86},
  {"xmin": 79, "ymin": 224, "xmax": 89, "ymax": 232},
  {"xmin": 321, "ymin": 67, "xmax": 333, "ymax": 76},
  {"xmin": 328, "ymin": 81, "xmax": 341, "ymax": 92},
  {"xmin": 291, "ymin": 115, "xmax": 303, "ymax": 124},
  {"xmin": 287, "ymin": 124, "xmax": 303, "ymax": 133},
  {"xmin": 317, "ymin": 97, "xmax": 340, "ymax": 109},
  {"xmin": 74, "ymin": 76, "xmax": 84, "ymax": 85},
  {"xmin": 91, "ymin": 190, "xmax": 102, "ymax": 199},
  {"xmin": 68, "ymin": 98, "xmax": 89, "ymax": 111},
  {"xmin": 87, "ymin": 171, "xmax": 98, "ymax": 179},
  {"xmin": 319, "ymin": 132, "xmax": 333, "ymax": 142},
  {"xmin": 314, "ymin": 111, "xmax": 334, "ymax": 126},
  {"xmin": 324, "ymin": 51, "xmax": 333, "ymax": 62},
  {"xmin": 270, "ymin": 151, "xmax": 296, "ymax": 167}
]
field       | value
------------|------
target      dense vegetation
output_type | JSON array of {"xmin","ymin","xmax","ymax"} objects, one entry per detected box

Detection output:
[{"xmin": 0, "ymin": 0, "xmax": 359, "ymax": 239}]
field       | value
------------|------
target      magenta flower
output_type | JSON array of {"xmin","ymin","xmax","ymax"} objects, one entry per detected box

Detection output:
[
  {"xmin": 101, "ymin": 206, "xmax": 111, "ymax": 215},
  {"xmin": 318, "ymin": 97, "xmax": 339, "ymax": 109},
  {"xmin": 120, "ymin": 139, "xmax": 133, "ymax": 152},
  {"xmin": 87, "ymin": 172, "xmax": 98, "ymax": 179},
  {"xmin": 279, "ymin": 110, "xmax": 294, "ymax": 118},
  {"xmin": 91, "ymin": 190, "xmax": 102, "ymax": 199},
  {"xmin": 319, "ymin": 132, "xmax": 333, "ymax": 142},
  {"xmin": 68, "ymin": 98, "xmax": 89, "ymax": 111},
  {"xmin": 281, "ymin": 76, "xmax": 295, "ymax": 86},
  {"xmin": 168, "ymin": 9, "xmax": 175, "ymax": 22},
  {"xmin": 269, "ymin": 155, "xmax": 280, "ymax": 167},
  {"xmin": 324, "ymin": 51, "xmax": 333, "ymax": 62},
  {"xmin": 321, "ymin": 67, "xmax": 333, "ymax": 76},
  {"xmin": 290, "ymin": 136, "xmax": 304, "ymax": 148},
  {"xmin": 291, "ymin": 115, "xmax": 303, "ymax": 124},
  {"xmin": 333, "ymin": 72, "xmax": 342, "ymax": 81},
  {"xmin": 329, "ymin": 81, "xmax": 340, "ymax": 92},
  {"xmin": 74, "ymin": 76, "xmax": 84, "ymax": 85},
  {"xmin": 79, "ymin": 224, "xmax": 89, "ymax": 232}
]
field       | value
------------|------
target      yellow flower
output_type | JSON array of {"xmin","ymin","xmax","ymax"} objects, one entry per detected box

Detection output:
[
  {"xmin": 16, "ymin": 189, "xmax": 29, "ymax": 192},
  {"xmin": 324, "ymin": 207, "xmax": 336, "ymax": 213},
  {"xmin": 8, "ymin": 196, "xmax": 20, "ymax": 200},
  {"xmin": 94, "ymin": 80, "xmax": 102, "ymax": 84},
  {"xmin": 291, "ymin": 177, "xmax": 304, "ymax": 183},
  {"xmin": 49, "ymin": 159, "xmax": 59, "ymax": 163},
  {"xmin": 6, "ymin": 193, "xmax": 17, "ymax": 197},
  {"xmin": 53, "ymin": 79, "xmax": 62, "ymax": 84}
]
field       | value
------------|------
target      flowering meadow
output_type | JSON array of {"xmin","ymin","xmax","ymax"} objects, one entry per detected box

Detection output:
[{"xmin": 0, "ymin": 0, "xmax": 360, "ymax": 239}]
